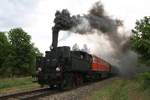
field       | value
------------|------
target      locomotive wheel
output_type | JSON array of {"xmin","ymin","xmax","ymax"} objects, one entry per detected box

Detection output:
[
  {"xmin": 65, "ymin": 73, "xmax": 75, "ymax": 89},
  {"xmin": 58, "ymin": 80, "xmax": 66, "ymax": 90},
  {"xmin": 75, "ymin": 73, "xmax": 83, "ymax": 86},
  {"xmin": 58, "ymin": 84, "xmax": 64, "ymax": 89}
]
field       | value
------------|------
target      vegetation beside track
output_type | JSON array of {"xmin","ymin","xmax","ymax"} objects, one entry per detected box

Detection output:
[
  {"xmin": 0, "ymin": 77, "xmax": 40, "ymax": 94},
  {"xmin": 88, "ymin": 78, "xmax": 150, "ymax": 100}
]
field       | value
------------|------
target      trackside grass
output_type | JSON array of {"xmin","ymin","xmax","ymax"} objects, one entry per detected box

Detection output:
[
  {"xmin": 0, "ymin": 77, "xmax": 40, "ymax": 94},
  {"xmin": 88, "ymin": 79, "xmax": 150, "ymax": 100}
]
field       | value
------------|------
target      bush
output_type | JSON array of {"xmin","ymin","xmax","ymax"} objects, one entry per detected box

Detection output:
[{"xmin": 137, "ymin": 72, "xmax": 150, "ymax": 89}]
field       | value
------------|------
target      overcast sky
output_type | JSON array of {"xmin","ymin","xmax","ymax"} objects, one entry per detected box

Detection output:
[{"xmin": 0, "ymin": 0, "xmax": 150, "ymax": 53}]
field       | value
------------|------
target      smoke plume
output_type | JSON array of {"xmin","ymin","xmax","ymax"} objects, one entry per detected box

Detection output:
[
  {"xmin": 53, "ymin": 2, "xmax": 129, "ymax": 57},
  {"xmin": 52, "ymin": 1, "xmax": 137, "ymax": 77}
]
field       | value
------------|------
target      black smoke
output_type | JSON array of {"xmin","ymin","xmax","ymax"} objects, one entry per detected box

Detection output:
[
  {"xmin": 52, "ymin": 1, "xmax": 137, "ymax": 77},
  {"xmin": 52, "ymin": 2, "xmax": 129, "ymax": 57},
  {"xmin": 53, "ymin": 9, "xmax": 78, "ymax": 31}
]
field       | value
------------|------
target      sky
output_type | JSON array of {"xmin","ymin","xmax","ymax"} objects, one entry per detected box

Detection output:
[{"xmin": 0, "ymin": 0, "xmax": 150, "ymax": 53}]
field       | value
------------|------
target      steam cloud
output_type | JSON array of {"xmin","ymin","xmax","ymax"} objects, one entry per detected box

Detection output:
[
  {"xmin": 53, "ymin": 2, "xmax": 129, "ymax": 58},
  {"xmin": 52, "ymin": 1, "xmax": 137, "ymax": 77}
]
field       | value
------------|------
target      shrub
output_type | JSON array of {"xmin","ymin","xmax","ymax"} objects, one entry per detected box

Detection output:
[{"xmin": 137, "ymin": 72, "xmax": 150, "ymax": 89}]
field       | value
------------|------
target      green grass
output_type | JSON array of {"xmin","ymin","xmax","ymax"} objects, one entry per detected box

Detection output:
[
  {"xmin": 89, "ymin": 79, "xmax": 150, "ymax": 100},
  {"xmin": 0, "ymin": 77, "xmax": 40, "ymax": 94}
]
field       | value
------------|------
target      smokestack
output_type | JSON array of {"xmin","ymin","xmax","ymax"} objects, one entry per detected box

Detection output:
[
  {"xmin": 51, "ymin": 26, "xmax": 59, "ymax": 50},
  {"xmin": 51, "ymin": 9, "xmax": 77, "ymax": 50}
]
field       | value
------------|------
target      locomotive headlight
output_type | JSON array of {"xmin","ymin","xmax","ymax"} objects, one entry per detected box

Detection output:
[
  {"xmin": 38, "ymin": 67, "xmax": 42, "ymax": 72},
  {"xmin": 56, "ymin": 67, "xmax": 61, "ymax": 72}
]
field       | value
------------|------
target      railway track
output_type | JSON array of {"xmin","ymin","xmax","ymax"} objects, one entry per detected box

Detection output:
[
  {"xmin": 0, "ymin": 77, "xmax": 115, "ymax": 100},
  {"xmin": 0, "ymin": 87, "xmax": 58, "ymax": 100}
]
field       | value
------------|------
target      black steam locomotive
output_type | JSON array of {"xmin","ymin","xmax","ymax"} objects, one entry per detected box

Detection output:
[
  {"xmin": 36, "ymin": 31, "xmax": 111, "ymax": 88},
  {"xmin": 36, "ymin": 10, "xmax": 111, "ymax": 89}
]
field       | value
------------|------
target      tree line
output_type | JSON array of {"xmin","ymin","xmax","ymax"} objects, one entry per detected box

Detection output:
[
  {"xmin": 131, "ymin": 16, "xmax": 150, "ymax": 89},
  {"xmin": 131, "ymin": 16, "xmax": 150, "ymax": 65},
  {"xmin": 0, "ymin": 28, "xmax": 42, "ymax": 77}
]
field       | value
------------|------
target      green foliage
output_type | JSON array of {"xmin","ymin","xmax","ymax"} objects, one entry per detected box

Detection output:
[
  {"xmin": 0, "ymin": 32, "xmax": 8, "ymax": 67},
  {"xmin": 8, "ymin": 28, "xmax": 39, "ymax": 76},
  {"xmin": 131, "ymin": 16, "xmax": 150, "ymax": 93},
  {"xmin": 136, "ymin": 72, "xmax": 150, "ymax": 89},
  {"xmin": 131, "ymin": 16, "xmax": 150, "ymax": 64},
  {"xmin": 0, "ymin": 28, "xmax": 42, "ymax": 77},
  {"xmin": 0, "ymin": 32, "xmax": 12, "ymax": 77}
]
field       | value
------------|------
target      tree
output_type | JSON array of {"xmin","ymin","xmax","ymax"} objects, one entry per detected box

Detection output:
[
  {"xmin": 131, "ymin": 16, "xmax": 150, "ymax": 65},
  {"xmin": 8, "ymin": 28, "xmax": 39, "ymax": 76},
  {"xmin": 131, "ymin": 16, "xmax": 150, "ymax": 89},
  {"xmin": 0, "ymin": 32, "xmax": 12, "ymax": 76},
  {"xmin": 0, "ymin": 28, "xmax": 42, "ymax": 77},
  {"xmin": 0, "ymin": 32, "xmax": 8, "ymax": 67}
]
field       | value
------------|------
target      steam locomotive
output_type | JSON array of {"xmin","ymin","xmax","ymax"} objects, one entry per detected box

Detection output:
[
  {"xmin": 36, "ymin": 47, "xmax": 111, "ymax": 88},
  {"xmin": 35, "ymin": 10, "xmax": 111, "ymax": 88},
  {"xmin": 36, "ymin": 38, "xmax": 111, "ymax": 88}
]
